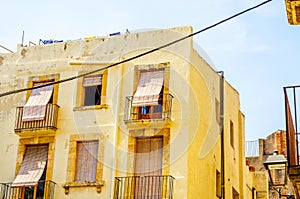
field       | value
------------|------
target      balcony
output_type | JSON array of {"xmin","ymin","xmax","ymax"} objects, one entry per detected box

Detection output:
[
  {"xmin": 285, "ymin": 0, "xmax": 300, "ymax": 25},
  {"xmin": 124, "ymin": 94, "xmax": 173, "ymax": 123},
  {"xmin": 14, "ymin": 104, "xmax": 59, "ymax": 134},
  {"xmin": 0, "ymin": 180, "xmax": 56, "ymax": 199},
  {"xmin": 114, "ymin": 175, "xmax": 175, "ymax": 199},
  {"xmin": 284, "ymin": 85, "xmax": 300, "ymax": 198}
]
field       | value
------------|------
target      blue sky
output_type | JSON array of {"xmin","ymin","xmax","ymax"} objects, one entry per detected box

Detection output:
[{"xmin": 1, "ymin": 0, "xmax": 299, "ymax": 140}]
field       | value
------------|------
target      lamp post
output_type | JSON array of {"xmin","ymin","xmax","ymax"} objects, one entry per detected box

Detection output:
[{"xmin": 263, "ymin": 150, "xmax": 289, "ymax": 198}]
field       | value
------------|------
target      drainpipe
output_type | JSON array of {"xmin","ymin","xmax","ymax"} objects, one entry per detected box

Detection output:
[
  {"xmin": 218, "ymin": 71, "xmax": 225, "ymax": 199},
  {"xmin": 252, "ymin": 188, "xmax": 256, "ymax": 199}
]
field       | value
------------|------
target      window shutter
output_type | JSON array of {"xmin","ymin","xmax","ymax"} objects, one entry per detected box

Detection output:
[
  {"xmin": 75, "ymin": 141, "xmax": 98, "ymax": 182},
  {"xmin": 83, "ymin": 76, "xmax": 102, "ymax": 87},
  {"xmin": 132, "ymin": 70, "xmax": 164, "ymax": 107},
  {"xmin": 22, "ymin": 82, "xmax": 54, "ymax": 121},
  {"xmin": 12, "ymin": 145, "xmax": 48, "ymax": 187}
]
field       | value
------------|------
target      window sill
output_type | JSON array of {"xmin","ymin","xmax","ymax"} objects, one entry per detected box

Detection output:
[
  {"xmin": 63, "ymin": 180, "xmax": 105, "ymax": 194},
  {"xmin": 73, "ymin": 104, "xmax": 109, "ymax": 111}
]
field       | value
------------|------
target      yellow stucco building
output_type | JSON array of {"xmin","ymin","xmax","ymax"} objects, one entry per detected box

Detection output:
[
  {"xmin": 0, "ymin": 26, "xmax": 267, "ymax": 199},
  {"xmin": 284, "ymin": 0, "xmax": 300, "ymax": 25}
]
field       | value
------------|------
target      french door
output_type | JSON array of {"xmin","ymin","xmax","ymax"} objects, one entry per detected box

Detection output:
[{"xmin": 134, "ymin": 137, "xmax": 163, "ymax": 198}]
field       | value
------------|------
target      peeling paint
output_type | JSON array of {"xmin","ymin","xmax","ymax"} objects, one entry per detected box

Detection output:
[
  {"xmin": 64, "ymin": 139, "xmax": 69, "ymax": 149},
  {"xmin": 21, "ymin": 49, "xmax": 27, "ymax": 58},
  {"xmin": 0, "ymin": 56, "xmax": 3, "ymax": 65},
  {"xmin": 5, "ymin": 144, "xmax": 14, "ymax": 153}
]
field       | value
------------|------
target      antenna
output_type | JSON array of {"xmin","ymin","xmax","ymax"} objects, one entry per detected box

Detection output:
[{"xmin": 22, "ymin": 31, "xmax": 24, "ymax": 46}]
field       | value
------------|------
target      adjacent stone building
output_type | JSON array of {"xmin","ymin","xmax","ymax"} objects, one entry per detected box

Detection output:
[
  {"xmin": 246, "ymin": 130, "xmax": 295, "ymax": 198},
  {"xmin": 0, "ymin": 26, "xmax": 267, "ymax": 198}
]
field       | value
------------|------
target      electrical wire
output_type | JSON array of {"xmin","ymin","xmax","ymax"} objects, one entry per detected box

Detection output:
[{"xmin": 0, "ymin": 0, "xmax": 272, "ymax": 98}]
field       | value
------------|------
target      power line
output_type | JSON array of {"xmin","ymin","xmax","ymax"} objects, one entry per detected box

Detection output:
[{"xmin": 0, "ymin": 0, "xmax": 272, "ymax": 98}]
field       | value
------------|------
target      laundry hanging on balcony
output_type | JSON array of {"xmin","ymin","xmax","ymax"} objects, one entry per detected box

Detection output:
[
  {"xmin": 22, "ymin": 83, "xmax": 54, "ymax": 121},
  {"xmin": 132, "ymin": 70, "xmax": 164, "ymax": 107},
  {"xmin": 12, "ymin": 145, "xmax": 48, "ymax": 187}
]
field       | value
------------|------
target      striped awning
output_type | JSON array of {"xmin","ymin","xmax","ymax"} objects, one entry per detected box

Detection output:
[
  {"xmin": 22, "ymin": 83, "xmax": 54, "ymax": 121},
  {"xmin": 132, "ymin": 70, "xmax": 164, "ymax": 107},
  {"xmin": 12, "ymin": 145, "xmax": 48, "ymax": 187},
  {"xmin": 83, "ymin": 75, "xmax": 102, "ymax": 87}
]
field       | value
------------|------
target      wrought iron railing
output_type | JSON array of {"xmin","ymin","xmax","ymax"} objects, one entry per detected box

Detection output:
[
  {"xmin": 114, "ymin": 175, "xmax": 175, "ymax": 199},
  {"xmin": 14, "ymin": 104, "xmax": 59, "ymax": 132},
  {"xmin": 124, "ymin": 94, "xmax": 173, "ymax": 122},
  {"xmin": 0, "ymin": 180, "xmax": 56, "ymax": 199}
]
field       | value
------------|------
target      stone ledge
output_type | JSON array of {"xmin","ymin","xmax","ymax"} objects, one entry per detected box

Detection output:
[
  {"xmin": 73, "ymin": 104, "xmax": 109, "ymax": 111},
  {"xmin": 62, "ymin": 180, "xmax": 105, "ymax": 194}
]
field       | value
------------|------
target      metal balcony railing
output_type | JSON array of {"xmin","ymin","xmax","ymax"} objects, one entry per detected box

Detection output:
[
  {"xmin": 124, "ymin": 94, "xmax": 173, "ymax": 122},
  {"xmin": 0, "ymin": 180, "xmax": 56, "ymax": 199},
  {"xmin": 14, "ymin": 104, "xmax": 59, "ymax": 132},
  {"xmin": 114, "ymin": 175, "xmax": 175, "ymax": 199},
  {"xmin": 284, "ymin": 86, "xmax": 300, "ymax": 167}
]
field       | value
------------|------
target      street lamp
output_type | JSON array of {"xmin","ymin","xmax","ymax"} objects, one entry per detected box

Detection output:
[{"xmin": 263, "ymin": 150, "xmax": 288, "ymax": 198}]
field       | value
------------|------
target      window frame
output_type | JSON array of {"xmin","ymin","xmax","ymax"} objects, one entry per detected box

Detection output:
[
  {"xmin": 230, "ymin": 120, "xmax": 234, "ymax": 148},
  {"xmin": 216, "ymin": 169, "xmax": 221, "ymax": 198},
  {"xmin": 82, "ymin": 75, "xmax": 102, "ymax": 106},
  {"xmin": 16, "ymin": 137, "xmax": 56, "ymax": 184},
  {"xmin": 75, "ymin": 70, "xmax": 108, "ymax": 109},
  {"xmin": 232, "ymin": 187, "xmax": 239, "ymax": 199},
  {"xmin": 64, "ymin": 133, "xmax": 105, "ymax": 194},
  {"xmin": 26, "ymin": 74, "xmax": 60, "ymax": 105},
  {"xmin": 132, "ymin": 63, "xmax": 170, "ymax": 120},
  {"xmin": 74, "ymin": 140, "xmax": 99, "ymax": 182}
]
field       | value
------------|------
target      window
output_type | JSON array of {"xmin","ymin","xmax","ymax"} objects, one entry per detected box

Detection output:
[
  {"xmin": 132, "ymin": 69, "xmax": 164, "ymax": 106},
  {"xmin": 138, "ymin": 89, "xmax": 163, "ymax": 119},
  {"xmin": 82, "ymin": 75, "xmax": 102, "ymax": 106},
  {"xmin": 22, "ymin": 81, "xmax": 54, "ymax": 121},
  {"xmin": 64, "ymin": 134, "xmax": 105, "ymax": 194},
  {"xmin": 12, "ymin": 145, "xmax": 49, "ymax": 199},
  {"xmin": 216, "ymin": 170, "xmax": 221, "ymax": 198},
  {"xmin": 230, "ymin": 120, "xmax": 234, "ymax": 148},
  {"xmin": 13, "ymin": 145, "xmax": 48, "ymax": 187},
  {"xmin": 75, "ymin": 140, "xmax": 99, "ymax": 182},
  {"xmin": 232, "ymin": 187, "xmax": 239, "ymax": 199},
  {"xmin": 133, "ymin": 69, "xmax": 164, "ymax": 119},
  {"xmin": 134, "ymin": 137, "xmax": 163, "ymax": 198}
]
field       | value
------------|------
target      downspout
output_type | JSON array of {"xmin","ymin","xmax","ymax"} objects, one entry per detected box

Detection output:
[
  {"xmin": 218, "ymin": 71, "xmax": 225, "ymax": 199},
  {"xmin": 252, "ymin": 188, "xmax": 256, "ymax": 199},
  {"xmin": 284, "ymin": 87, "xmax": 291, "ymax": 167}
]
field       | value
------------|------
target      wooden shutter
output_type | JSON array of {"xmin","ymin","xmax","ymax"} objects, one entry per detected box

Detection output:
[
  {"xmin": 12, "ymin": 145, "xmax": 48, "ymax": 187},
  {"xmin": 132, "ymin": 70, "xmax": 164, "ymax": 107},
  {"xmin": 135, "ymin": 137, "xmax": 163, "ymax": 176},
  {"xmin": 82, "ymin": 75, "xmax": 102, "ymax": 87},
  {"xmin": 134, "ymin": 137, "xmax": 163, "ymax": 198},
  {"xmin": 75, "ymin": 141, "xmax": 98, "ymax": 182},
  {"xmin": 22, "ymin": 82, "xmax": 54, "ymax": 121}
]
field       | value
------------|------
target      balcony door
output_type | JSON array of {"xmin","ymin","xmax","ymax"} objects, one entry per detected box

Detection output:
[
  {"xmin": 134, "ymin": 137, "xmax": 163, "ymax": 198},
  {"xmin": 138, "ymin": 93, "xmax": 163, "ymax": 119},
  {"xmin": 12, "ymin": 145, "xmax": 49, "ymax": 199}
]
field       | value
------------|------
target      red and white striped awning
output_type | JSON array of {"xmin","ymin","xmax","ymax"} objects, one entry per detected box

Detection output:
[
  {"xmin": 22, "ymin": 83, "xmax": 54, "ymax": 121},
  {"xmin": 132, "ymin": 70, "xmax": 164, "ymax": 107},
  {"xmin": 12, "ymin": 145, "xmax": 48, "ymax": 187}
]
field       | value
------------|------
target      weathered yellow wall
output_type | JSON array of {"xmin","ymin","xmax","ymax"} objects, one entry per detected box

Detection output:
[{"xmin": 0, "ymin": 26, "xmax": 267, "ymax": 198}]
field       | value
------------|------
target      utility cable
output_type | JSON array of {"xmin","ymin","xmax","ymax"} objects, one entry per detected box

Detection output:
[{"xmin": 0, "ymin": 0, "xmax": 272, "ymax": 98}]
